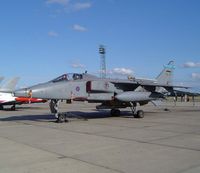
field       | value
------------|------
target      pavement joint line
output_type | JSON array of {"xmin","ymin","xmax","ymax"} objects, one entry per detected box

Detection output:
[
  {"xmin": 1, "ymin": 104, "xmax": 200, "ymax": 173},
  {"xmin": 95, "ymin": 133, "xmax": 200, "ymax": 152},
  {"xmin": 0, "ymin": 124, "xmax": 32, "ymax": 128},
  {"xmin": 2, "ymin": 119, "xmax": 200, "ymax": 153},
  {"xmin": 141, "ymin": 120, "xmax": 200, "ymax": 127},
  {"xmin": 0, "ymin": 135, "xmax": 124, "ymax": 173},
  {"xmin": 2, "ymin": 108, "xmax": 200, "ymax": 147},
  {"xmin": 145, "ymin": 134, "xmax": 183, "ymax": 142},
  {"xmin": 3, "ymin": 109, "xmax": 200, "ymax": 128},
  {"xmin": 143, "ymin": 127, "xmax": 200, "ymax": 136},
  {"xmin": 83, "ymin": 122, "xmax": 162, "ymax": 130},
  {"xmin": 176, "ymin": 163, "xmax": 200, "ymax": 173}
]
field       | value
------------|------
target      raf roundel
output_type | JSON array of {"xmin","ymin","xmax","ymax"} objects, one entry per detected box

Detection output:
[{"xmin": 76, "ymin": 86, "xmax": 80, "ymax": 92}]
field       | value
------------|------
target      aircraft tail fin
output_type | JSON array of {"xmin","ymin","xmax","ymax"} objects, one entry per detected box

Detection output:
[
  {"xmin": 0, "ymin": 77, "xmax": 20, "ymax": 92},
  {"xmin": 156, "ymin": 61, "xmax": 175, "ymax": 85}
]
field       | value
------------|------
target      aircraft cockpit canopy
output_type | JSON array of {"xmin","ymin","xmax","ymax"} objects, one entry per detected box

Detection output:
[{"xmin": 51, "ymin": 73, "xmax": 83, "ymax": 83}]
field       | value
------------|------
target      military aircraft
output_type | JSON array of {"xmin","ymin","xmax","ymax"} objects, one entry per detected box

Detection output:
[
  {"xmin": 0, "ymin": 77, "xmax": 20, "ymax": 110},
  {"xmin": 0, "ymin": 77, "xmax": 47, "ymax": 110},
  {"xmin": 14, "ymin": 61, "xmax": 187, "ymax": 122},
  {"xmin": 0, "ymin": 93, "xmax": 47, "ymax": 110}
]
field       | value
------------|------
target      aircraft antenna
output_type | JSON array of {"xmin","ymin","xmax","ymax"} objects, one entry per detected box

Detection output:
[{"xmin": 99, "ymin": 45, "xmax": 106, "ymax": 78}]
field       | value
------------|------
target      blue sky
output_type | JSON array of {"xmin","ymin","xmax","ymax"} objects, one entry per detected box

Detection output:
[{"xmin": 0, "ymin": 0, "xmax": 200, "ymax": 88}]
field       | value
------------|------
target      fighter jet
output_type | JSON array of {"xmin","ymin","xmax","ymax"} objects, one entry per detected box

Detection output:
[
  {"xmin": 15, "ymin": 61, "xmax": 187, "ymax": 122},
  {"xmin": 0, "ymin": 77, "xmax": 47, "ymax": 110},
  {"xmin": 0, "ymin": 77, "xmax": 20, "ymax": 110}
]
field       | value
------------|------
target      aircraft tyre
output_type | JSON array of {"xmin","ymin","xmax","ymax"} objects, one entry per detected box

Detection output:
[
  {"xmin": 11, "ymin": 105, "xmax": 16, "ymax": 111},
  {"xmin": 57, "ymin": 113, "xmax": 66, "ymax": 123},
  {"xmin": 0, "ymin": 105, "xmax": 3, "ymax": 110},
  {"xmin": 110, "ymin": 109, "xmax": 121, "ymax": 117},
  {"xmin": 135, "ymin": 110, "xmax": 144, "ymax": 118}
]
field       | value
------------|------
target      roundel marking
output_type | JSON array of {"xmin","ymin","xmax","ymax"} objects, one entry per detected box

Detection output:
[{"xmin": 76, "ymin": 86, "xmax": 80, "ymax": 92}]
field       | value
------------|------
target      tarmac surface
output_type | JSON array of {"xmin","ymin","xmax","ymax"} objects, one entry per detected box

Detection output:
[{"xmin": 0, "ymin": 101, "xmax": 200, "ymax": 173}]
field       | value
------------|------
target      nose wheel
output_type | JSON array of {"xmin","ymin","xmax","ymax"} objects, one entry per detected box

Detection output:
[
  {"xmin": 49, "ymin": 100, "xmax": 67, "ymax": 123},
  {"xmin": 57, "ymin": 113, "xmax": 68, "ymax": 123},
  {"xmin": 49, "ymin": 99, "xmax": 87, "ymax": 123}
]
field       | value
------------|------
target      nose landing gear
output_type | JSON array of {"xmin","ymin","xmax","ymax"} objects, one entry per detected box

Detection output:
[{"xmin": 49, "ymin": 99, "xmax": 87, "ymax": 123}]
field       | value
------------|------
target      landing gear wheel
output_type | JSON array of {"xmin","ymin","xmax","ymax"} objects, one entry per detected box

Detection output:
[
  {"xmin": 11, "ymin": 105, "xmax": 16, "ymax": 111},
  {"xmin": 110, "ymin": 109, "xmax": 121, "ymax": 117},
  {"xmin": 0, "ymin": 105, "xmax": 3, "ymax": 110},
  {"xmin": 134, "ymin": 110, "xmax": 144, "ymax": 118},
  {"xmin": 57, "ymin": 113, "xmax": 66, "ymax": 123},
  {"xmin": 110, "ymin": 109, "xmax": 115, "ymax": 116},
  {"xmin": 115, "ymin": 109, "xmax": 121, "ymax": 116}
]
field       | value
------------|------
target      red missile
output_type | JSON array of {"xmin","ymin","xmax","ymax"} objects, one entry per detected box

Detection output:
[{"xmin": 15, "ymin": 97, "xmax": 47, "ymax": 104}]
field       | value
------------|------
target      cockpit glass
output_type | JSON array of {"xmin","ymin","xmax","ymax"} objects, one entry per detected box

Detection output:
[
  {"xmin": 51, "ymin": 74, "xmax": 68, "ymax": 83},
  {"xmin": 51, "ymin": 73, "xmax": 82, "ymax": 83},
  {"xmin": 72, "ymin": 73, "xmax": 83, "ymax": 80}
]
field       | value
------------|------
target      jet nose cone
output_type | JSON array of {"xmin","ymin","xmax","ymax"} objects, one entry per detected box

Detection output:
[{"xmin": 14, "ymin": 88, "xmax": 32, "ymax": 98}]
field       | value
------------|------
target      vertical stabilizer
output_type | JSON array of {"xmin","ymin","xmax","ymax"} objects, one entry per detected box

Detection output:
[
  {"xmin": 156, "ymin": 61, "xmax": 175, "ymax": 85},
  {"xmin": 0, "ymin": 77, "xmax": 20, "ymax": 92}
]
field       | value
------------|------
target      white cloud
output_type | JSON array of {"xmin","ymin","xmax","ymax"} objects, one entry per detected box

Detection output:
[
  {"xmin": 192, "ymin": 73, "xmax": 200, "ymax": 80},
  {"xmin": 71, "ymin": 63, "xmax": 85, "ymax": 68},
  {"xmin": 72, "ymin": 24, "xmax": 87, "ymax": 32},
  {"xmin": 48, "ymin": 31, "xmax": 59, "ymax": 37},
  {"xmin": 73, "ymin": 2, "xmax": 92, "ymax": 11},
  {"xmin": 183, "ymin": 62, "xmax": 200, "ymax": 68},
  {"xmin": 46, "ymin": 0, "xmax": 92, "ymax": 12},
  {"xmin": 46, "ymin": 0, "xmax": 70, "ymax": 6},
  {"xmin": 112, "ymin": 68, "xmax": 134, "ymax": 76}
]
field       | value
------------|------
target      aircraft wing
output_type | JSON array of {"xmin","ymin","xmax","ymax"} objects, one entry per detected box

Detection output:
[
  {"xmin": 171, "ymin": 88, "xmax": 200, "ymax": 96},
  {"xmin": 110, "ymin": 79, "xmax": 188, "ymax": 91},
  {"xmin": 109, "ymin": 80, "xmax": 140, "ymax": 91}
]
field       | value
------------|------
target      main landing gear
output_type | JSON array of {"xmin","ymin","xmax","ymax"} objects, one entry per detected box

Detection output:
[
  {"xmin": 0, "ymin": 105, "xmax": 3, "ymax": 110},
  {"xmin": 11, "ymin": 104, "xmax": 16, "ymax": 111},
  {"xmin": 110, "ymin": 103, "xmax": 144, "ymax": 118},
  {"xmin": 49, "ymin": 99, "xmax": 144, "ymax": 123},
  {"xmin": 0, "ymin": 105, "xmax": 16, "ymax": 111},
  {"xmin": 130, "ymin": 102, "xmax": 144, "ymax": 118}
]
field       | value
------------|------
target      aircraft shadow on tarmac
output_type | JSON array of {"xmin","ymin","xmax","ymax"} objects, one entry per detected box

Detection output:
[
  {"xmin": 0, "ymin": 114, "xmax": 55, "ymax": 122},
  {"xmin": 0, "ymin": 110, "xmax": 143, "ymax": 123},
  {"xmin": 0, "ymin": 106, "xmax": 48, "ymax": 111}
]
